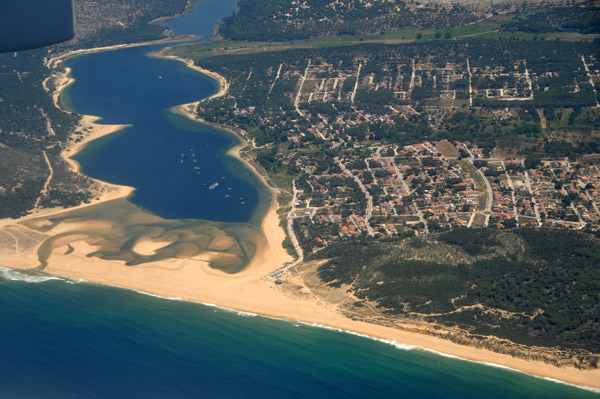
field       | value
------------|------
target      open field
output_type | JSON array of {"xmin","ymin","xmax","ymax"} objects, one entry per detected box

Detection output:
[{"xmin": 166, "ymin": 13, "xmax": 599, "ymax": 60}]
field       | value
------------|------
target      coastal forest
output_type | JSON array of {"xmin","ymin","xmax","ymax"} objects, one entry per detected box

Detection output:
[
  {"xmin": 219, "ymin": 0, "xmax": 479, "ymax": 41},
  {"xmin": 315, "ymin": 229, "xmax": 600, "ymax": 360}
]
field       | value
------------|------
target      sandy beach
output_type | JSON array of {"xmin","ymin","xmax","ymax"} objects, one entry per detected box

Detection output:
[
  {"xmin": 0, "ymin": 113, "xmax": 133, "ymax": 269},
  {"xmin": 26, "ymin": 114, "xmax": 135, "ymax": 222},
  {"xmin": 0, "ymin": 53, "xmax": 135, "ymax": 268},
  {"xmin": 43, "ymin": 44, "xmax": 141, "ymax": 216},
  {"xmin": 0, "ymin": 42, "xmax": 598, "ymax": 393},
  {"xmin": 151, "ymin": 51, "xmax": 230, "ymax": 104},
  {"xmin": 32, "ymin": 228, "xmax": 600, "ymax": 392}
]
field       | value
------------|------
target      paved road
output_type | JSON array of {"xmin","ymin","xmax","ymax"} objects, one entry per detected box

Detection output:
[
  {"xmin": 336, "ymin": 158, "xmax": 375, "ymax": 236},
  {"xmin": 267, "ymin": 180, "xmax": 304, "ymax": 281}
]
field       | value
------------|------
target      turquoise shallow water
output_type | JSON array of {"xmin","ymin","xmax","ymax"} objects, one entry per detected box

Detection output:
[
  {"xmin": 2, "ymin": 2, "xmax": 598, "ymax": 398},
  {"xmin": 0, "ymin": 270, "xmax": 598, "ymax": 399}
]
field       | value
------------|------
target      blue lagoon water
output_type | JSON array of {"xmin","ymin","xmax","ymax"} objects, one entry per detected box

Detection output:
[
  {"xmin": 63, "ymin": 0, "xmax": 261, "ymax": 222},
  {"xmin": 162, "ymin": 0, "xmax": 240, "ymax": 39},
  {"xmin": 1, "ymin": 2, "xmax": 598, "ymax": 398},
  {"xmin": 64, "ymin": 45, "xmax": 263, "ymax": 222}
]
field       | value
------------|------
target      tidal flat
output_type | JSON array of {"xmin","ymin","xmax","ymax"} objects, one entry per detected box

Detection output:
[{"xmin": 29, "ymin": 197, "xmax": 262, "ymax": 274}]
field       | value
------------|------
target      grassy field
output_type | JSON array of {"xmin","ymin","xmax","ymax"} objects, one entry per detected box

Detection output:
[{"xmin": 165, "ymin": 11, "xmax": 599, "ymax": 61}]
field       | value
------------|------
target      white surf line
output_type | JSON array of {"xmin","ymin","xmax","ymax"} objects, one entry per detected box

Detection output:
[
  {"xmin": 268, "ymin": 63, "xmax": 283, "ymax": 95},
  {"xmin": 17, "ymin": 267, "xmax": 598, "ymax": 394},
  {"xmin": 34, "ymin": 151, "xmax": 54, "ymax": 209},
  {"xmin": 0, "ymin": 266, "xmax": 64, "ymax": 284},
  {"xmin": 581, "ymin": 55, "xmax": 600, "ymax": 107},
  {"xmin": 64, "ymin": 275, "xmax": 600, "ymax": 395}
]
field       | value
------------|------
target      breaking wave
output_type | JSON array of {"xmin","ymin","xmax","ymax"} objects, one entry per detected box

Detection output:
[{"xmin": 0, "ymin": 267, "xmax": 63, "ymax": 284}]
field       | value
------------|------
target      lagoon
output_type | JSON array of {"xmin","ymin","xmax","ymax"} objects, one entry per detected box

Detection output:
[{"xmin": 64, "ymin": 43, "xmax": 265, "ymax": 222}]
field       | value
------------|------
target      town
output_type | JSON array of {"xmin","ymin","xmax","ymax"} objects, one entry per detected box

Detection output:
[
  {"xmin": 188, "ymin": 39, "xmax": 600, "ymax": 256},
  {"xmin": 285, "ymin": 139, "xmax": 600, "ymax": 253}
]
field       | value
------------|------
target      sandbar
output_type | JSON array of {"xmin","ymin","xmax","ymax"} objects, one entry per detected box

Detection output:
[
  {"xmin": 132, "ymin": 238, "xmax": 175, "ymax": 256},
  {"xmin": 38, "ymin": 222, "xmax": 600, "ymax": 391}
]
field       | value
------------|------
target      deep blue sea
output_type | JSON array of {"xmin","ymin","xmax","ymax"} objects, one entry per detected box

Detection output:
[
  {"xmin": 1, "ymin": 1, "xmax": 598, "ymax": 398},
  {"xmin": 1, "ymin": 270, "xmax": 598, "ymax": 399}
]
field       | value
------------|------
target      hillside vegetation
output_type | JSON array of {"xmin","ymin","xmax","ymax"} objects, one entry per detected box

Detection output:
[
  {"xmin": 219, "ymin": 0, "xmax": 479, "ymax": 41},
  {"xmin": 315, "ymin": 228, "xmax": 600, "ymax": 355}
]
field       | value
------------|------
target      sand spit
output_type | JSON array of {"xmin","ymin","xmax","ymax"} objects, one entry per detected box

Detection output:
[{"xmin": 35, "ymin": 230, "xmax": 600, "ymax": 392}]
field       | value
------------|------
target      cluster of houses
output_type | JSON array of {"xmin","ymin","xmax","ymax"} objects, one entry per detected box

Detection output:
[
  {"xmin": 286, "ymin": 141, "xmax": 600, "ymax": 253},
  {"xmin": 199, "ymin": 52, "xmax": 600, "ymax": 255},
  {"xmin": 471, "ymin": 60, "xmax": 533, "ymax": 101},
  {"xmin": 285, "ymin": 50, "xmax": 600, "ymax": 111},
  {"xmin": 288, "ymin": 54, "xmax": 595, "ymax": 109}
]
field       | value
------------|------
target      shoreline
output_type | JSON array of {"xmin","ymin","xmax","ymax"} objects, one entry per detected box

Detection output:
[
  {"xmin": 0, "ymin": 37, "xmax": 598, "ymax": 393},
  {"xmin": 11, "ymin": 257, "xmax": 600, "ymax": 393},
  {"xmin": 44, "ymin": 35, "xmax": 197, "ymax": 70},
  {"xmin": 170, "ymin": 101, "xmax": 291, "ymax": 272},
  {"xmin": 0, "ymin": 41, "xmax": 154, "ymax": 257},
  {"xmin": 2, "ymin": 262, "xmax": 598, "ymax": 394},
  {"xmin": 160, "ymin": 55, "xmax": 600, "ymax": 391},
  {"xmin": 150, "ymin": 51, "xmax": 230, "ymax": 103},
  {"xmin": 38, "ymin": 50, "xmax": 138, "ymax": 219},
  {"xmin": 84, "ymin": 289, "xmax": 600, "ymax": 394},
  {"xmin": 148, "ymin": 0, "xmax": 198, "ymax": 26}
]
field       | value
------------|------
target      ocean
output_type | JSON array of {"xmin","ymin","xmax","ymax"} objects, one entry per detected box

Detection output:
[
  {"xmin": 1, "ymin": 1, "xmax": 598, "ymax": 398},
  {"xmin": 0, "ymin": 269, "xmax": 598, "ymax": 398}
]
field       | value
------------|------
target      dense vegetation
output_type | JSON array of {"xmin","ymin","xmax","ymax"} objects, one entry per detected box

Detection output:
[
  {"xmin": 0, "ymin": 49, "xmax": 90, "ymax": 217},
  {"xmin": 190, "ymin": 11, "xmax": 600, "ymax": 355},
  {"xmin": 315, "ymin": 229, "xmax": 600, "ymax": 353},
  {"xmin": 59, "ymin": 0, "xmax": 189, "ymax": 50},
  {"xmin": 502, "ymin": 6, "xmax": 600, "ymax": 34},
  {"xmin": 219, "ymin": 0, "xmax": 478, "ymax": 41}
]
